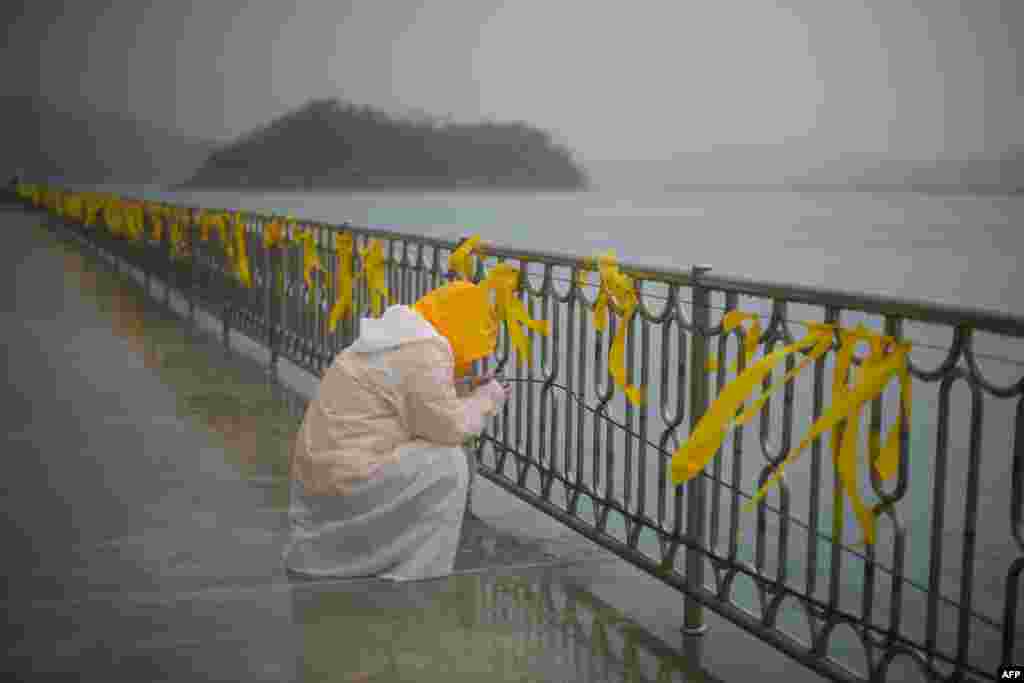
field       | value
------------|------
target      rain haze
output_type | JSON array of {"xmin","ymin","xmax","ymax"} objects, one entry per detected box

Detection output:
[
  {"xmin": 2, "ymin": 0, "xmax": 1023, "ymax": 304},
  {"xmin": 3, "ymin": 1, "xmax": 1022, "ymax": 167},
  {"xmin": 4, "ymin": 3, "xmax": 1024, "ymax": 681}
]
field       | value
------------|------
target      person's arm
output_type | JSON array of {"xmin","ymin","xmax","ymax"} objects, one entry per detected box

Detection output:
[{"xmin": 400, "ymin": 342, "xmax": 508, "ymax": 445}]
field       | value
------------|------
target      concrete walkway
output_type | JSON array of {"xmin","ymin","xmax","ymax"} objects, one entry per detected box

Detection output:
[{"xmin": 1, "ymin": 205, "xmax": 820, "ymax": 682}]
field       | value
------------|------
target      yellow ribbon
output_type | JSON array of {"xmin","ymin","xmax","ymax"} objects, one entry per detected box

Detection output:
[
  {"xmin": 297, "ymin": 229, "xmax": 324, "ymax": 292},
  {"xmin": 328, "ymin": 233, "xmax": 355, "ymax": 333},
  {"xmin": 359, "ymin": 239, "xmax": 389, "ymax": 316},
  {"xmin": 104, "ymin": 201, "xmax": 125, "ymax": 238},
  {"xmin": 448, "ymin": 235, "xmax": 482, "ymax": 280},
  {"xmin": 83, "ymin": 196, "xmax": 102, "ymax": 227},
  {"xmin": 124, "ymin": 202, "xmax": 144, "ymax": 242},
  {"xmin": 150, "ymin": 213, "xmax": 164, "ymax": 242},
  {"xmin": 670, "ymin": 317, "xmax": 911, "ymax": 546},
  {"xmin": 63, "ymin": 194, "xmax": 83, "ymax": 221},
  {"xmin": 480, "ymin": 263, "xmax": 550, "ymax": 368},
  {"xmin": 232, "ymin": 214, "xmax": 252, "ymax": 288},
  {"xmin": 198, "ymin": 211, "xmax": 216, "ymax": 242},
  {"xmin": 670, "ymin": 325, "xmax": 834, "ymax": 488},
  {"xmin": 263, "ymin": 220, "xmax": 287, "ymax": 250},
  {"xmin": 169, "ymin": 212, "xmax": 189, "ymax": 260},
  {"xmin": 781, "ymin": 325, "xmax": 911, "ymax": 546},
  {"xmin": 706, "ymin": 311, "xmax": 763, "ymax": 373},
  {"xmin": 590, "ymin": 250, "xmax": 643, "ymax": 406}
]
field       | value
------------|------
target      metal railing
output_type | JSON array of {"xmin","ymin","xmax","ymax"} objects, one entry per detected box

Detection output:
[{"xmin": 30, "ymin": 192, "xmax": 1022, "ymax": 683}]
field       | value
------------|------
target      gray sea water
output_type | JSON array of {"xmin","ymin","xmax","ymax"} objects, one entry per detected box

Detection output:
[{"xmin": 78, "ymin": 185, "xmax": 1024, "ymax": 673}]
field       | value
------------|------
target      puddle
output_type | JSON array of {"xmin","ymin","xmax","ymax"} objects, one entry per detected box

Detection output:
[{"xmin": 289, "ymin": 567, "xmax": 707, "ymax": 683}]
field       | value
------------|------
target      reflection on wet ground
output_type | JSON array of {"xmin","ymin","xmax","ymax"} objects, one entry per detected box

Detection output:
[{"xmin": 2, "ymin": 210, "xmax": 745, "ymax": 682}]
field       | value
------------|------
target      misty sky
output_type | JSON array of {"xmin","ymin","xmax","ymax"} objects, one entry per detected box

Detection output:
[{"xmin": 3, "ymin": 1, "xmax": 1020, "ymax": 162}]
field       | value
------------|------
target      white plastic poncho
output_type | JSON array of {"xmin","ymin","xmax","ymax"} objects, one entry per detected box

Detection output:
[{"xmin": 282, "ymin": 305, "xmax": 504, "ymax": 582}]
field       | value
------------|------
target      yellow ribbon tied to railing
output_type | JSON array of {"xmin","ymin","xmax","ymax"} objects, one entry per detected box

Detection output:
[
  {"xmin": 198, "ymin": 211, "xmax": 216, "ymax": 242},
  {"xmin": 327, "ymin": 233, "xmax": 355, "ymax": 333},
  {"xmin": 104, "ymin": 200, "xmax": 125, "ymax": 238},
  {"xmin": 169, "ymin": 212, "xmax": 188, "ymax": 260},
  {"xmin": 231, "ymin": 214, "xmax": 252, "ymax": 288},
  {"xmin": 83, "ymin": 195, "xmax": 102, "ymax": 227},
  {"xmin": 296, "ymin": 229, "xmax": 323, "ymax": 291},
  {"xmin": 670, "ymin": 319, "xmax": 911, "ymax": 545},
  {"xmin": 210, "ymin": 213, "xmax": 229, "ymax": 250},
  {"xmin": 124, "ymin": 202, "xmax": 145, "ymax": 242},
  {"xmin": 480, "ymin": 262, "xmax": 550, "ymax": 368},
  {"xmin": 359, "ymin": 239, "xmax": 389, "ymax": 317},
  {"xmin": 448, "ymin": 235, "xmax": 482, "ymax": 280},
  {"xmin": 63, "ymin": 194, "xmax": 83, "ymax": 222},
  {"xmin": 706, "ymin": 311, "xmax": 763, "ymax": 373},
  {"xmin": 296, "ymin": 229, "xmax": 324, "ymax": 305},
  {"xmin": 263, "ymin": 219, "xmax": 287, "ymax": 250},
  {"xmin": 588, "ymin": 250, "xmax": 644, "ymax": 406},
  {"xmin": 150, "ymin": 212, "xmax": 164, "ymax": 243}
]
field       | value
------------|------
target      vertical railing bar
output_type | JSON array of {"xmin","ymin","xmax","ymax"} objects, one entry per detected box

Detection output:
[
  {"xmin": 778, "ymin": 303, "xmax": 797, "ymax": 588},
  {"xmin": 637, "ymin": 310, "xmax": 651, "ymax": 527},
  {"xmin": 926, "ymin": 370, "xmax": 956, "ymax": 662},
  {"xmin": 593, "ymin": 316, "xmax": 607, "ymax": 505},
  {"xmin": 829, "ymin": 308, "xmax": 848, "ymax": 614},
  {"xmin": 221, "ymin": 216, "xmax": 231, "ymax": 351},
  {"xmin": 624, "ymin": 285, "xmax": 636, "ymax": 523},
  {"xmin": 315, "ymin": 224, "xmax": 326, "ymax": 373},
  {"xmin": 604, "ymin": 315, "xmax": 617, "ymax": 520},
  {"xmin": 808, "ymin": 306, "xmax": 839, "ymax": 600},
  {"xmin": 545, "ymin": 287, "xmax": 560, "ymax": 502},
  {"xmin": 514, "ymin": 273, "xmax": 526, "ymax": 482},
  {"xmin": 576, "ymin": 288, "xmax": 589, "ymax": 503},
  {"xmin": 563, "ymin": 271, "xmax": 578, "ymax": 508},
  {"xmin": 955, "ymin": 366, "xmax": 984, "ymax": 673},
  {"xmin": 525, "ymin": 281, "xmax": 537, "ymax": 485},
  {"xmin": 885, "ymin": 315, "xmax": 907, "ymax": 638},
  {"xmin": 684, "ymin": 264, "xmax": 712, "ymax": 635},
  {"xmin": 711, "ymin": 291, "xmax": 737, "ymax": 553},
  {"xmin": 189, "ymin": 208, "xmax": 199, "ymax": 328},
  {"xmin": 728, "ymin": 317, "xmax": 746, "ymax": 565},
  {"xmin": 672, "ymin": 323, "xmax": 688, "ymax": 548}
]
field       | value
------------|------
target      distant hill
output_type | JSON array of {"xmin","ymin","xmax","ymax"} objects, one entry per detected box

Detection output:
[
  {"xmin": 2, "ymin": 94, "xmax": 217, "ymax": 185},
  {"xmin": 181, "ymin": 98, "xmax": 589, "ymax": 191}
]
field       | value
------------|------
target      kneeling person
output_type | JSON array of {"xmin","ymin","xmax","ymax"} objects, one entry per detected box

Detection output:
[{"xmin": 283, "ymin": 281, "xmax": 510, "ymax": 581}]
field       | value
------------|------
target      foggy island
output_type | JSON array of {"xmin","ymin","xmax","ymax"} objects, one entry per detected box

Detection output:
[{"xmin": 179, "ymin": 98, "xmax": 589, "ymax": 191}]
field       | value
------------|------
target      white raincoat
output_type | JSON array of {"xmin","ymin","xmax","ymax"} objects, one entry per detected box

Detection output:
[{"xmin": 282, "ymin": 305, "xmax": 505, "ymax": 581}]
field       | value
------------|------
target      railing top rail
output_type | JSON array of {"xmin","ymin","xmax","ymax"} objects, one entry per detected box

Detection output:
[{"xmin": 112, "ymin": 191, "xmax": 1024, "ymax": 338}]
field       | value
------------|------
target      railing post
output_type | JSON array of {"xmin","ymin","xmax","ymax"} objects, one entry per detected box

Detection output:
[
  {"xmin": 188, "ymin": 210, "xmax": 198, "ymax": 329},
  {"xmin": 142, "ymin": 212, "xmax": 151, "ymax": 298},
  {"xmin": 265, "ymin": 235, "xmax": 279, "ymax": 376},
  {"xmin": 683, "ymin": 264, "xmax": 713, "ymax": 637},
  {"xmin": 221, "ymin": 230, "xmax": 232, "ymax": 353},
  {"xmin": 164, "ymin": 217, "xmax": 173, "ymax": 308}
]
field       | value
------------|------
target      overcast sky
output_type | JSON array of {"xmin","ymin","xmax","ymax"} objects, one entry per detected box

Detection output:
[{"xmin": 3, "ymin": 1, "xmax": 1020, "ymax": 162}]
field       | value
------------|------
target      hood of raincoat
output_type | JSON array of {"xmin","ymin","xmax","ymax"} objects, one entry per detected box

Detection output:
[
  {"xmin": 346, "ymin": 305, "xmax": 443, "ymax": 354},
  {"xmin": 412, "ymin": 281, "xmax": 498, "ymax": 375}
]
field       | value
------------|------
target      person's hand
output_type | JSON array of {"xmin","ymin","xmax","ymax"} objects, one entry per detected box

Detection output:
[
  {"xmin": 475, "ymin": 378, "xmax": 512, "ymax": 413},
  {"xmin": 467, "ymin": 373, "xmax": 493, "ymax": 390}
]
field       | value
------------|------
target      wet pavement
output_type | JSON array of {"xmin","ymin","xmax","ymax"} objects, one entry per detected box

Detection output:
[{"xmin": 1, "ymin": 206, "xmax": 825, "ymax": 682}]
